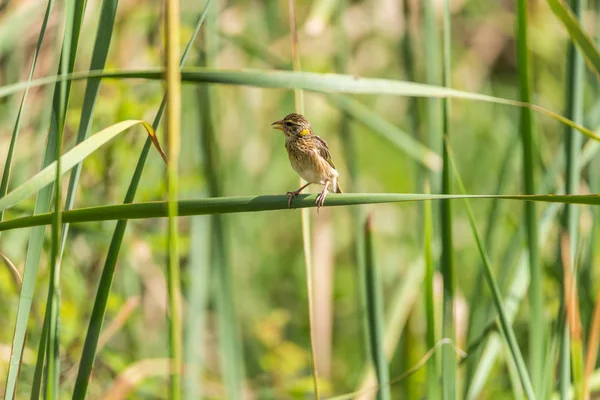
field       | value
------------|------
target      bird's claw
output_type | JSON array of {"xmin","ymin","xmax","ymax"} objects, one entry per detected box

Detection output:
[
  {"xmin": 315, "ymin": 191, "xmax": 327, "ymax": 213},
  {"xmin": 286, "ymin": 191, "xmax": 298, "ymax": 208}
]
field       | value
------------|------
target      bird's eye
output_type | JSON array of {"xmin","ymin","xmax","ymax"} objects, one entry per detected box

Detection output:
[{"xmin": 285, "ymin": 121, "xmax": 293, "ymax": 127}]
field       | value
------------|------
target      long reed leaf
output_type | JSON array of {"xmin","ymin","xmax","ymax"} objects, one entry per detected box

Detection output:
[
  {"xmin": 4, "ymin": 0, "xmax": 86, "ymax": 395},
  {"xmin": 363, "ymin": 215, "xmax": 390, "ymax": 400},
  {"xmin": 447, "ymin": 141, "xmax": 536, "ymax": 399},
  {"xmin": 0, "ymin": 68, "xmax": 599, "ymax": 143},
  {"xmin": 0, "ymin": 120, "xmax": 162, "ymax": 214},
  {"xmin": 559, "ymin": 0, "xmax": 586, "ymax": 397},
  {"xmin": 5, "ymin": 193, "xmax": 600, "ymax": 232},
  {"xmin": 516, "ymin": 1, "xmax": 543, "ymax": 394},
  {"xmin": 440, "ymin": 1, "xmax": 455, "ymax": 397},
  {"xmin": 71, "ymin": 4, "xmax": 213, "ymax": 396}
]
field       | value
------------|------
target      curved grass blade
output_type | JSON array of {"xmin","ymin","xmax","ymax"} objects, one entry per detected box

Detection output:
[
  {"xmin": 71, "ymin": 3, "xmax": 213, "ymax": 397},
  {"xmin": 447, "ymin": 141, "xmax": 536, "ymax": 399},
  {"xmin": 4, "ymin": 193, "xmax": 600, "ymax": 232},
  {"xmin": 0, "ymin": 120, "xmax": 163, "ymax": 214},
  {"xmin": 546, "ymin": 0, "xmax": 600, "ymax": 76},
  {"xmin": 466, "ymin": 135, "xmax": 600, "ymax": 399},
  {"xmin": 0, "ymin": 67, "xmax": 599, "ymax": 144}
]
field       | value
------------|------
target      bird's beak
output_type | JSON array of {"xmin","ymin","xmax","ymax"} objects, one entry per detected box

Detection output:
[{"xmin": 271, "ymin": 120, "xmax": 284, "ymax": 131}]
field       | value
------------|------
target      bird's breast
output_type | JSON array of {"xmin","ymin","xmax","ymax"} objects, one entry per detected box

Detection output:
[{"xmin": 285, "ymin": 139, "xmax": 337, "ymax": 184}]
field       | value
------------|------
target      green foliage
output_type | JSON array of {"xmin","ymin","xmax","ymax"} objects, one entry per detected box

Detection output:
[{"xmin": 2, "ymin": 1, "xmax": 600, "ymax": 398}]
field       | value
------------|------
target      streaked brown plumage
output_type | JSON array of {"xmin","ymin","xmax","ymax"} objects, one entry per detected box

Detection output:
[{"xmin": 271, "ymin": 113, "xmax": 342, "ymax": 211}]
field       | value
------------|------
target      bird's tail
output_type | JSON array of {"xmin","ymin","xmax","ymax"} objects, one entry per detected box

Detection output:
[{"xmin": 336, "ymin": 183, "xmax": 343, "ymax": 193}]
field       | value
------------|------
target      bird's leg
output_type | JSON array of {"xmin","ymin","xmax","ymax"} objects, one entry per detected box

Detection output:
[
  {"xmin": 315, "ymin": 181, "xmax": 331, "ymax": 213},
  {"xmin": 287, "ymin": 182, "xmax": 311, "ymax": 208}
]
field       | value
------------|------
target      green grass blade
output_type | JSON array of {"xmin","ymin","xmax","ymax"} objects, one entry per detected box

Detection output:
[
  {"xmin": 1, "ymin": 67, "xmax": 600, "ymax": 143},
  {"xmin": 447, "ymin": 142, "xmax": 536, "ymax": 399},
  {"xmin": 363, "ymin": 216, "xmax": 390, "ymax": 400},
  {"xmin": 355, "ymin": 257, "xmax": 425, "ymax": 395},
  {"xmin": 40, "ymin": 0, "xmax": 121, "ymax": 391},
  {"xmin": 0, "ymin": 2, "xmax": 55, "ymax": 396},
  {"xmin": 423, "ymin": 0, "xmax": 442, "ymax": 395},
  {"xmin": 71, "ymin": 3, "xmax": 213, "ymax": 397},
  {"xmin": 6, "ymin": 193, "xmax": 600, "ymax": 232},
  {"xmin": 464, "ymin": 134, "xmax": 519, "ymax": 391},
  {"xmin": 165, "ymin": 0, "xmax": 183, "ymax": 394},
  {"xmin": 559, "ymin": 0, "xmax": 586, "ymax": 397},
  {"xmin": 0, "ymin": 120, "xmax": 160, "ymax": 214},
  {"xmin": 465, "ymin": 132, "xmax": 600, "ymax": 399},
  {"xmin": 440, "ymin": 1, "xmax": 455, "ymax": 397},
  {"xmin": 59, "ymin": 0, "xmax": 119, "ymax": 257},
  {"xmin": 423, "ymin": 182, "xmax": 439, "ymax": 399},
  {"xmin": 546, "ymin": 0, "xmax": 600, "ymax": 76},
  {"xmin": 45, "ymin": 0, "xmax": 76, "ymax": 395},
  {"xmin": 516, "ymin": 1, "xmax": 543, "ymax": 395},
  {"xmin": 4, "ymin": 0, "xmax": 86, "ymax": 394},
  {"xmin": 0, "ymin": 0, "xmax": 54, "ymax": 222}
]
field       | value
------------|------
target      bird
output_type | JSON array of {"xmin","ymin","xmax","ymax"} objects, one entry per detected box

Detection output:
[{"xmin": 271, "ymin": 112, "xmax": 342, "ymax": 212}]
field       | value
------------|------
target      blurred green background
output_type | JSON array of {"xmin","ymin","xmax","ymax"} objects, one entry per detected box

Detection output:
[{"xmin": 1, "ymin": 0, "xmax": 600, "ymax": 398}]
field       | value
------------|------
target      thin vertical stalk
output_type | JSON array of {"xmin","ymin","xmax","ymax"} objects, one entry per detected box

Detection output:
[
  {"xmin": 560, "ymin": 1, "xmax": 586, "ymax": 397},
  {"xmin": 364, "ymin": 215, "xmax": 391, "ymax": 400},
  {"xmin": 423, "ymin": 181, "xmax": 439, "ymax": 398},
  {"xmin": 288, "ymin": 0, "xmax": 319, "ymax": 397},
  {"xmin": 516, "ymin": 1, "xmax": 543, "ymax": 395},
  {"xmin": 423, "ymin": 1, "xmax": 441, "ymax": 397},
  {"xmin": 440, "ymin": 0, "xmax": 455, "ymax": 398},
  {"xmin": 45, "ymin": 0, "xmax": 74, "ymax": 395},
  {"xmin": 72, "ymin": 4, "xmax": 213, "ymax": 396},
  {"xmin": 165, "ymin": 0, "xmax": 182, "ymax": 395}
]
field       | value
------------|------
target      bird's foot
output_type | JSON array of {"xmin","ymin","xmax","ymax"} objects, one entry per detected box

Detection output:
[
  {"xmin": 315, "ymin": 189, "xmax": 329, "ymax": 213},
  {"xmin": 286, "ymin": 190, "xmax": 300, "ymax": 208}
]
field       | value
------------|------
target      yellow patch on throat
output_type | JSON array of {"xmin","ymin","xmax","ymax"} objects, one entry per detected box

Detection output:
[{"xmin": 299, "ymin": 128, "xmax": 309, "ymax": 136}]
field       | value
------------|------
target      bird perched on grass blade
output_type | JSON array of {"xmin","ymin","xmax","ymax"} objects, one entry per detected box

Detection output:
[{"xmin": 271, "ymin": 113, "xmax": 342, "ymax": 212}]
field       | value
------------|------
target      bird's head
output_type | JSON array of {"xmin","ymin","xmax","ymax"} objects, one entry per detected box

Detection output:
[{"xmin": 271, "ymin": 113, "xmax": 313, "ymax": 138}]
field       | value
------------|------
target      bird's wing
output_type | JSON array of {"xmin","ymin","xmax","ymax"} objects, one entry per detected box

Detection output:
[{"xmin": 314, "ymin": 136, "xmax": 336, "ymax": 169}]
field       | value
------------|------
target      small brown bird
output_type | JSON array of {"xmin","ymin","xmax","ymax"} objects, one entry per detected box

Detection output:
[{"xmin": 271, "ymin": 113, "xmax": 342, "ymax": 211}]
